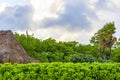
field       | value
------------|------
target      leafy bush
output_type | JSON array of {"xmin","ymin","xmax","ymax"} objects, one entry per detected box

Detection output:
[
  {"xmin": 64, "ymin": 54, "xmax": 95, "ymax": 63},
  {"xmin": 71, "ymin": 54, "xmax": 95, "ymax": 63},
  {"xmin": 0, "ymin": 63, "xmax": 120, "ymax": 80}
]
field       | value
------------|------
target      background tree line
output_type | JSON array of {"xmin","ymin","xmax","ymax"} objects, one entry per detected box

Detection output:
[{"xmin": 15, "ymin": 22, "xmax": 120, "ymax": 63}]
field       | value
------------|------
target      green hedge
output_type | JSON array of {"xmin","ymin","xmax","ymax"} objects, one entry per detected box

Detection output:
[{"xmin": 0, "ymin": 63, "xmax": 120, "ymax": 80}]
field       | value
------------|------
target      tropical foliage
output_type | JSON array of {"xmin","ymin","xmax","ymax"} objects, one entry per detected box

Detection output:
[
  {"xmin": 15, "ymin": 32, "xmax": 97, "ymax": 62},
  {"xmin": 14, "ymin": 22, "xmax": 120, "ymax": 62},
  {"xmin": 0, "ymin": 63, "xmax": 120, "ymax": 80}
]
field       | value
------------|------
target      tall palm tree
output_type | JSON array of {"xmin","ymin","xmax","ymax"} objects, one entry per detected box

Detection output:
[{"xmin": 91, "ymin": 22, "xmax": 117, "ymax": 61}]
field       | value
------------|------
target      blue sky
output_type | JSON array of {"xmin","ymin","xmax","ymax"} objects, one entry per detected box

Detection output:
[{"xmin": 0, "ymin": 0, "xmax": 120, "ymax": 44}]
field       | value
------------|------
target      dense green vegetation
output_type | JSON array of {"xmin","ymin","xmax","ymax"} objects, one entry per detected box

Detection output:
[
  {"xmin": 15, "ymin": 22, "xmax": 120, "ymax": 62},
  {"xmin": 1, "ymin": 22, "xmax": 120, "ymax": 79},
  {"xmin": 0, "ymin": 63, "xmax": 120, "ymax": 80},
  {"xmin": 15, "ymin": 32, "xmax": 98, "ymax": 62}
]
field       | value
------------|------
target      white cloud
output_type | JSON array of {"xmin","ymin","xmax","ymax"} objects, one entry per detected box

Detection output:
[
  {"xmin": 0, "ymin": 4, "xmax": 34, "ymax": 31},
  {"xmin": 30, "ymin": 0, "xmax": 65, "ymax": 21},
  {"xmin": 1, "ymin": 0, "xmax": 120, "ymax": 44},
  {"xmin": 0, "ymin": 3, "xmax": 8, "ymax": 13},
  {"xmin": 0, "ymin": 0, "xmax": 27, "ymax": 7},
  {"xmin": 16, "ymin": 26, "xmax": 92, "ymax": 44},
  {"xmin": 107, "ymin": 0, "xmax": 120, "ymax": 8}
]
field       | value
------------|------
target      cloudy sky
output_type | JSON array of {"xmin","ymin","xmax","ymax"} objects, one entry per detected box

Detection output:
[{"xmin": 0, "ymin": 0, "xmax": 120, "ymax": 44}]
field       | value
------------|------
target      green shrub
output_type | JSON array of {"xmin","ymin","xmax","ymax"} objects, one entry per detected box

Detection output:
[
  {"xmin": 64, "ymin": 54, "xmax": 95, "ymax": 63},
  {"xmin": 0, "ymin": 63, "xmax": 120, "ymax": 80}
]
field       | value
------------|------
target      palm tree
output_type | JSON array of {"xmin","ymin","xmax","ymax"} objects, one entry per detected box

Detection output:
[{"xmin": 91, "ymin": 22, "xmax": 117, "ymax": 61}]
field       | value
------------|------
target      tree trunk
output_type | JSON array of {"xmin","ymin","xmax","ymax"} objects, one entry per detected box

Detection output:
[
  {"xmin": 103, "ymin": 52, "xmax": 107, "ymax": 62},
  {"xmin": 109, "ymin": 48, "xmax": 112, "ymax": 60},
  {"xmin": 103, "ymin": 48, "xmax": 107, "ymax": 62}
]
